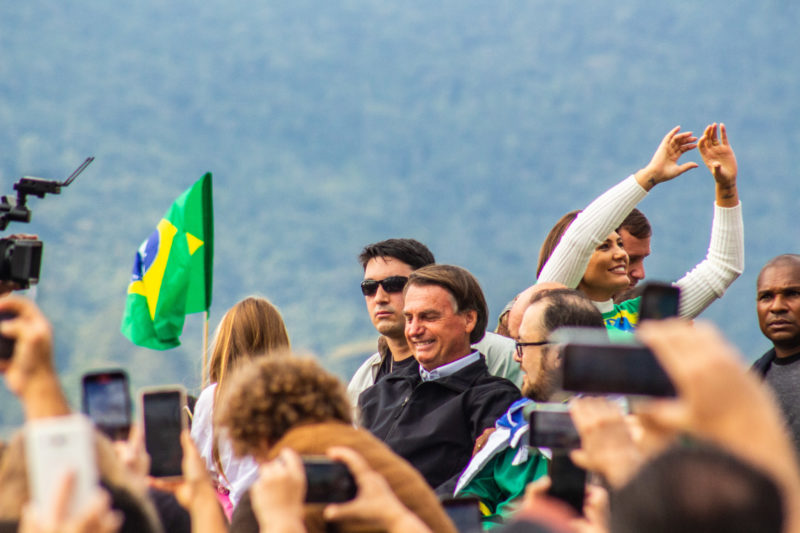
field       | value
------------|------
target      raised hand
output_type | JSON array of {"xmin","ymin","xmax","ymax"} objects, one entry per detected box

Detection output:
[
  {"xmin": 634, "ymin": 126, "xmax": 699, "ymax": 191},
  {"xmin": 698, "ymin": 123, "xmax": 738, "ymax": 206}
]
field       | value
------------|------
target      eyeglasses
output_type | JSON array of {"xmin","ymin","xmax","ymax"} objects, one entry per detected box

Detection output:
[
  {"xmin": 515, "ymin": 340, "xmax": 551, "ymax": 358},
  {"xmin": 360, "ymin": 276, "xmax": 409, "ymax": 296}
]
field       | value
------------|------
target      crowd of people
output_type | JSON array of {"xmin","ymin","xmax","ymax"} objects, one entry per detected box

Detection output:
[{"xmin": 1, "ymin": 122, "xmax": 799, "ymax": 533}]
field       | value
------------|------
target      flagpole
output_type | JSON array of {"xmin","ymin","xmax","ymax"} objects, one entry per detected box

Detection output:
[{"xmin": 202, "ymin": 310, "xmax": 209, "ymax": 387}]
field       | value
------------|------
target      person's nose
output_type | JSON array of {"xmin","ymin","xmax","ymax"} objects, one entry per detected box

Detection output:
[
  {"xmin": 406, "ymin": 316, "xmax": 423, "ymax": 338},
  {"xmin": 374, "ymin": 284, "xmax": 390, "ymax": 303},
  {"xmin": 770, "ymin": 294, "xmax": 789, "ymax": 314}
]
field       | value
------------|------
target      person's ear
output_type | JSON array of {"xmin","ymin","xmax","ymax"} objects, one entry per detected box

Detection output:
[{"xmin": 462, "ymin": 309, "xmax": 478, "ymax": 334}]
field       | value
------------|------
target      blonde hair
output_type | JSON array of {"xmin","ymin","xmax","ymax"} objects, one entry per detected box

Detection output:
[
  {"xmin": 207, "ymin": 296, "xmax": 290, "ymax": 479},
  {"xmin": 208, "ymin": 296, "xmax": 290, "ymax": 390}
]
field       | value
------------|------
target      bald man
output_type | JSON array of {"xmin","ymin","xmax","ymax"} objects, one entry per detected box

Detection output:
[{"xmin": 753, "ymin": 254, "xmax": 800, "ymax": 455}]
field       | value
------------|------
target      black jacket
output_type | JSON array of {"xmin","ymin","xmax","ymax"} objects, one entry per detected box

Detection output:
[{"xmin": 358, "ymin": 354, "xmax": 521, "ymax": 490}]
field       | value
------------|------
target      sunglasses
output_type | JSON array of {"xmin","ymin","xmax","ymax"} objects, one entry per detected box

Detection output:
[
  {"xmin": 360, "ymin": 276, "xmax": 409, "ymax": 296},
  {"xmin": 515, "ymin": 340, "xmax": 551, "ymax": 359}
]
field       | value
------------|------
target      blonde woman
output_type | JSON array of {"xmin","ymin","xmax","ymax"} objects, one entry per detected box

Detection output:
[{"xmin": 190, "ymin": 296, "xmax": 290, "ymax": 517}]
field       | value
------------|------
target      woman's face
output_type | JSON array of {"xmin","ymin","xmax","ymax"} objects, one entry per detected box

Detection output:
[{"xmin": 578, "ymin": 231, "xmax": 629, "ymax": 301}]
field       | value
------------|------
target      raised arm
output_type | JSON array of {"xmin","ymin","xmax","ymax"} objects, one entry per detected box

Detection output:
[
  {"xmin": 675, "ymin": 123, "xmax": 743, "ymax": 318},
  {"xmin": 538, "ymin": 127, "xmax": 698, "ymax": 287}
]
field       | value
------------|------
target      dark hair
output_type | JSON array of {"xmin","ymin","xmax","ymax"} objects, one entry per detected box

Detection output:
[
  {"xmin": 529, "ymin": 288, "xmax": 605, "ymax": 332},
  {"xmin": 406, "ymin": 264, "xmax": 488, "ymax": 344},
  {"xmin": 610, "ymin": 444, "xmax": 784, "ymax": 533},
  {"xmin": 617, "ymin": 208, "xmax": 652, "ymax": 239},
  {"xmin": 358, "ymin": 239, "xmax": 435, "ymax": 270},
  {"xmin": 536, "ymin": 211, "xmax": 579, "ymax": 278},
  {"xmin": 215, "ymin": 355, "xmax": 352, "ymax": 457}
]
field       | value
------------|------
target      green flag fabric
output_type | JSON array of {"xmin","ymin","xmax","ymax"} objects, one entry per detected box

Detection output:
[{"xmin": 121, "ymin": 173, "xmax": 214, "ymax": 350}]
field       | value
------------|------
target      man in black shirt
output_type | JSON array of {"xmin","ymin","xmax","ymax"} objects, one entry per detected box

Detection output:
[{"xmin": 752, "ymin": 254, "xmax": 800, "ymax": 454}]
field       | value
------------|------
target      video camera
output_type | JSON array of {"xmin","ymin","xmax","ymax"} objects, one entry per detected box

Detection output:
[{"xmin": 0, "ymin": 157, "xmax": 93, "ymax": 288}]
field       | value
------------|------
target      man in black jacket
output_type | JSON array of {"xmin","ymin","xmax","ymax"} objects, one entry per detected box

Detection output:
[
  {"xmin": 752, "ymin": 254, "xmax": 800, "ymax": 454},
  {"xmin": 358, "ymin": 264, "xmax": 521, "ymax": 490}
]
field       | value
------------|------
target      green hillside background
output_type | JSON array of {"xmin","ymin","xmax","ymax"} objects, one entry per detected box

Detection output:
[{"xmin": 1, "ymin": 1, "xmax": 799, "ymax": 434}]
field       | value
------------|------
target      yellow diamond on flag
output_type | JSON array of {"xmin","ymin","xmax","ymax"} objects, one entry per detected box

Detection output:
[{"xmin": 186, "ymin": 232, "xmax": 204, "ymax": 255}]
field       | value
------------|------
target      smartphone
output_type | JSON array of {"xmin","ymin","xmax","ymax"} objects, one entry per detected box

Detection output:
[
  {"xmin": 303, "ymin": 457, "xmax": 357, "ymax": 503},
  {"xmin": 547, "ymin": 450, "xmax": 586, "ymax": 515},
  {"xmin": 140, "ymin": 386, "xmax": 187, "ymax": 479},
  {"xmin": 529, "ymin": 404, "xmax": 581, "ymax": 449},
  {"xmin": 639, "ymin": 282, "xmax": 681, "ymax": 321},
  {"xmin": 441, "ymin": 497, "xmax": 482, "ymax": 533},
  {"xmin": 81, "ymin": 369, "xmax": 132, "ymax": 441},
  {"xmin": 25, "ymin": 414, "xmax": 99, "ymax": 520},
  {"xmin": 562, "ymin": 341, "xmax": 675, "ymax": 397},
  {"xmin": 0, "ymin": 311, "xmax": 16, "ymax": 360}
]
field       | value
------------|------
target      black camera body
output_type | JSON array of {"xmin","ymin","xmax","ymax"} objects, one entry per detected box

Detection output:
[
  {"xmin": 0, "ymin": 157, "xmax": 92, "ymax": 289},
  {"xmin": 0, "ymin": 238, "xmax": 42, "ymax": 288}
]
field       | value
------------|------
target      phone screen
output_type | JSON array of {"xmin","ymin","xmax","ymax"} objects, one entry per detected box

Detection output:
[
  {"xmin": 82, "ymin": 371, "xmax": 131, "ymax": 440},
  {"xmin": 562, "ymin": 343, "xmax": 676, "ymax": 397},
  {"xmin": 440, "ymin": 497, "xmax": 482, "ymax": 532},
  {"xmin": 547, "ymin": 451, "xmax": 586, "ymax": 515},
  {"xmin": 142, "ymin": 388, "xmax": 186, "ymax": 478},
  {"xmin": 639, "ymin": 282, "xmax": 681, "ymax": 321},
  {"xmin": 529, "ymin": 410, "xmax": 581, "ymax": 449},
  {"xmin": 303, "ymin": 458, "xmax": 357, "ymax": 503}
]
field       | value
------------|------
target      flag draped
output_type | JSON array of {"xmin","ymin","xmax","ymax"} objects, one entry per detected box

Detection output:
[{"xmin": 121, "ymin": 173, "xmax": 213, "ymax": 349}]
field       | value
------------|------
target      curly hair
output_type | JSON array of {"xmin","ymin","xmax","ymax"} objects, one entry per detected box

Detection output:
[{"xmin": 213, "ymin": 354, "xmax": 352, "ymax": 458}]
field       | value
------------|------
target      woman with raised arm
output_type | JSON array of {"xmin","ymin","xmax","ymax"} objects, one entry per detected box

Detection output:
[{"xmin": 537, "ymin": 124, "xmax": 743, "ymax": 331}]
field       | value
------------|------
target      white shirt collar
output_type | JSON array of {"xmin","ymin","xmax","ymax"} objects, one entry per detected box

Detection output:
[{"xmin": 419, "ymin": 350, "xmax": 481, "ymax": 382}]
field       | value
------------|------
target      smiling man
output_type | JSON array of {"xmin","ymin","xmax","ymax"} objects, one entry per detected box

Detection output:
[
  {"xmin": 752, "ymin": 254, "xmax": 800, "ymax": 454},
  {"xmin": 357, "ymin": 264, "xmax": 521, "ymax": 490},
  {"xmin": 347, "ymin": 239, "xmax": 521, "ymax": 407}
]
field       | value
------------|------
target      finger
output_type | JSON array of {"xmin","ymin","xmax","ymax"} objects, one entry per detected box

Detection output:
[
  {"xmin": 326, "ymin": 446, "xmax": 370, "ymax": 478},
  {"xmin": 634, "ymin": 401, "xmax": 690, "ymax": 434},
  {"xmin": 49, "ymin": 470, "xmax": 76, "ymax": 525},
  {"xmin": 710, "ymin": 122, "xmax": 719, "ymax": 144},
  {"xmin": 720, "ymin": 123, "xmax": 729, "ymax": 145},
  {"xmin": 570, "ymin": 449, "xmax": 590, "ymax": 470},
  {"xmin": 676, "ymin": 162, "xmax": 699, "ymax": 175},
  {"xmin": 278, "ymin": 448, "xmax": 305, "ymax": 479},
  {"xmin": 679, "ymin": 141, "xmax": 698, "ymax": 152},
  {"xmin": 523, "ymin": 476, "xmax": 552, "ymax": 505}
]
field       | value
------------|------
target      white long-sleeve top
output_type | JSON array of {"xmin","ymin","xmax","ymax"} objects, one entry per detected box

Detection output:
[
  {"xmin": 537, "ymin": 174, "xmax": 744, "ymax": 318},
  {"xmin": 191, "ymin": 383, "xmax": 259, "ymax": 506}
]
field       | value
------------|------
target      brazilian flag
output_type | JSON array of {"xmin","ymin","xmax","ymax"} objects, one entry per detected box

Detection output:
[{"xmin": 121, "ymin": 173, "xmax": 213, "ymax": 350}]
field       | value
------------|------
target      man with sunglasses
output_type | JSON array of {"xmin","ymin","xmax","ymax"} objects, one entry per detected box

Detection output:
[
  {"xmin": 358, "ymin": 264, "xmax": 521, "ymax": 492},
  {"xmin": 453, "ymin": 287, "xmax": 605, "ymax": 528},
  {"xmin": 347, "ymin": 238, "xmax": 521, "ymax": 406}
]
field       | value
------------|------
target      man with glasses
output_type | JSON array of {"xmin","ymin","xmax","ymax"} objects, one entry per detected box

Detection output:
[
  {"xmin": 453, "ymin": 287, "xmax": 605, "ymax": 528},
  {"xmin": 347, "ymin": 238, "xmax": 521, "ymax": 406}
]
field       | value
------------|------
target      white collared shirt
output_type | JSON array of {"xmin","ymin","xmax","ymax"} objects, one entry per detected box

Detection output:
[{"xmin": 419, "ymin": 350, "xmax": 481, "ymax": 382}]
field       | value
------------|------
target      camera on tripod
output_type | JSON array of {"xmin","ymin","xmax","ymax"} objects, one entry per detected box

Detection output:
[{"xmin": 0, "ymin": 157, "xmax": 93, "ymax": 289}]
